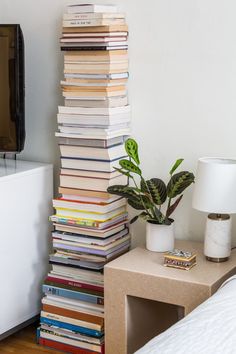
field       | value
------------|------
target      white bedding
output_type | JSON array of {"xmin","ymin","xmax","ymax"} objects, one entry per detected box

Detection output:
[{"xmin": 135, "ymin": 276, "xmax": 236, "ymax": 354}]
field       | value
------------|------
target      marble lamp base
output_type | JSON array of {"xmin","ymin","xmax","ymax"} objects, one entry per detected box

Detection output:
[{"xmin": 204, "ymin": 214, "xmax": 232, "ymax": 262}]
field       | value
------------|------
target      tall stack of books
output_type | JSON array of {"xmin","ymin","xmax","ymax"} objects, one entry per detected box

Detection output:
[{"xmin": 38, "ymin": 3, "xmax": 130, "ymax": 354}]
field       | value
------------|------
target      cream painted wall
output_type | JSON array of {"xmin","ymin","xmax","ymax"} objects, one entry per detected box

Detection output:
[{"xmin": 1, "ymin": 0, "xmax": 236, "ymax": 246}]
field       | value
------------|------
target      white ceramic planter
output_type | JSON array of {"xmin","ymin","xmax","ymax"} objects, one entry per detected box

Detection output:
[{"xmin": 146, "ymin": 222, "xmax": 175, "ymax": 252}]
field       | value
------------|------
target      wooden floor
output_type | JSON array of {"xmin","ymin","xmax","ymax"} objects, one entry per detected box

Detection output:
[{"xmin": 0, "ymin": 323, "xmax": 62, "ymax": 354}]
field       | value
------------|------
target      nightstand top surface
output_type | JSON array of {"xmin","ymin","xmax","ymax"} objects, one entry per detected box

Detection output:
[{"xmin": 105, "ymin": 240, "xmax": 236, "ymax": 287}]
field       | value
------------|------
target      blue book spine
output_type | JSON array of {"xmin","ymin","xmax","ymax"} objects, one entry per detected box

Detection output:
[
  {"xmin": 40, "ymin": 317, "xmax": 102, "ymax": 338},
  {"xmin": 42, "ymin": 284, "xmax": 104, "ymax": 305},
  {"xmin": 36, "ymin": 327, "xmax": 40, "ymax": 344}
]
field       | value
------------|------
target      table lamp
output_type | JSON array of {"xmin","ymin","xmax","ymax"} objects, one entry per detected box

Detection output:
[{"xmin": 192, "ymin": 157, "xmax": 236, "ymax": 262}]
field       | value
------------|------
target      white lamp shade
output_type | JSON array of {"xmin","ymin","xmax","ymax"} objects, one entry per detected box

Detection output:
[{"xmin": 192, "ymin": 157, "xmax": 236, "ymax": 214}]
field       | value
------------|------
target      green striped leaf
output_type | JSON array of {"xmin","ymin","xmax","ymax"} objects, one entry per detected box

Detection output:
[
  {"xmin": 169, "ymin": 158, "xmax": 184, "ymax": 175},
  {"xmin": 119, "ymin": 159, "xmax": 141, "ymax": 175},
  {"xmin": 167, "ymin": 171, "xmax": 195, "ymax": 198},
  {"xmin": 125, "ymin": 138, "xmax": 140, "ymax": 165},
  {"xmin": 107, "ymin": 185, "xmax": 137, "ymax": 199},
  {"xmin": 146, "ymin": 178, "xmax": 167, "ymax": 205},
  {"xmin": 107, "ymin": 185, "xmax": 151, "ymax": 210}
]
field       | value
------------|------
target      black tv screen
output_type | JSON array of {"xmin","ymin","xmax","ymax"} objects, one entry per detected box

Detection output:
[{"xmin": 0, "ymin": 24, "xmax": 25, "ymax": 153}]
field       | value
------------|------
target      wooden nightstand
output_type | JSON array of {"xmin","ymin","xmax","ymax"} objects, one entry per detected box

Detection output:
[{"xmin": 104, "ymin": 240, "xmax": 236, "ymax": 354}]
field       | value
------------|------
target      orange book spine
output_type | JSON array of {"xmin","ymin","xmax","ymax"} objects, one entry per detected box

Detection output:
[{"xmin": 42, "ymin": 304, "xmax": 104, "ymax": 326}]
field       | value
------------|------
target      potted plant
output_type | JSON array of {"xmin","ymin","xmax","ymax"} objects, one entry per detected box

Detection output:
[{"xmin": 107, "ymin": 138, "xmax": 195, "ymax": 252}]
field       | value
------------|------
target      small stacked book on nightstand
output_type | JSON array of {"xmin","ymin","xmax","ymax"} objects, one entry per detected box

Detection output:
[
  {"xmin": 38, "ymin": 3, "xmax": 130, "ymax": 353},
  {"xmin": 164, "ymin": 249, "xmax": 197, "ymax": 270}
]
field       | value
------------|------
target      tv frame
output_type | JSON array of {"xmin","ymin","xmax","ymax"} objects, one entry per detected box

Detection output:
[{"xmin": 0, "ymin": 24, "xmax": 25, "ymax": 153}]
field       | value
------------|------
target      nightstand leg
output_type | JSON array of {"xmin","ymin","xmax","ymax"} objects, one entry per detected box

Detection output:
[{"xmin": 105, "ymin": 268, "xmax": 186, "ymax": 354}]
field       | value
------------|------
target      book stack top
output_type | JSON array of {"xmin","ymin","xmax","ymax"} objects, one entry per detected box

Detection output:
[{"xmin": 38, "ymin": 4, "xmax": 130, "ymax": 354}]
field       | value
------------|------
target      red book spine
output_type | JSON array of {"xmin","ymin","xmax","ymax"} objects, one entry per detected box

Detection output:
[
  {"xmin": 39, "ymin": 337, "xmax": 102, "ymax": 354},
  {"xmin": 46, "ymin": 276, "xmax": 104, "ymax": 293},
  {"xmin": 101, "ymin": 344, "xmax": 105, "ymax": 354}
]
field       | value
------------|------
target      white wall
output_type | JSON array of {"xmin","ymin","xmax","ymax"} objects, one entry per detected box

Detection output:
[{"xmin": 1, "ymin": 0, "xmax": 236, "ymax": 246}]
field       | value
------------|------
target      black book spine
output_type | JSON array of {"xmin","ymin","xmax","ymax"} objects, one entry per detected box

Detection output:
[{"xmin": 60, "ymin": 46, "xmax": 127, "ymax": 51}]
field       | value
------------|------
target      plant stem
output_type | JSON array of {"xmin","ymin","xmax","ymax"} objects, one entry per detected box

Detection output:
[{"xmin": 166, "ymin": 197, "xmax": 172, "ymax": 218}]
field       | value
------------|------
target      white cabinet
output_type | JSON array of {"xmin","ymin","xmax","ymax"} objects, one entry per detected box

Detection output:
[{"xmin": 0, "ymin": 159, "xmax": 53, "ymax": 337}]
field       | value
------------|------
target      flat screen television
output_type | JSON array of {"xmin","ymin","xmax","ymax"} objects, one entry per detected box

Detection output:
[{"xmin": 0, "ymin": 24, "xmax": 25, "ymax": 153}]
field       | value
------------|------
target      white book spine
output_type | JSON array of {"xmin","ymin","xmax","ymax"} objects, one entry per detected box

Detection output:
[
  {"xmin": 63, "ymin": 19, "xmax": 125, "ymax": 27},
  {"xmin": 63, "ymin": 13, "xmax": 125, "ymax": 20}
]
